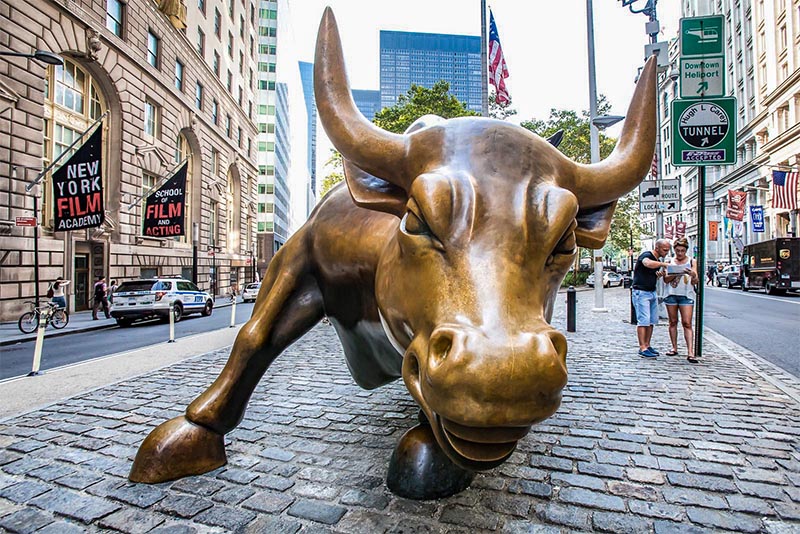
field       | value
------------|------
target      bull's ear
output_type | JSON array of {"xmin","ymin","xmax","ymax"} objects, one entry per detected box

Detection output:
[
  {"xmin": 575, "ymin": 201, "xmax": 617, "ymax": 249},
  {"xmin": 343, "ymin": 159, "xmax": 408, "ymax": 217},
  {"xmin": 547, "ymin": 130, "xmax": 564, "ymax": 148}
]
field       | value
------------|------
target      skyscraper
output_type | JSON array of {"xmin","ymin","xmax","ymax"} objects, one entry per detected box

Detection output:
[
  {"xmin": 379, "ymin": 30, "xmax": 482, "ymax": 113},
  {"xmin": 352, "ymin": 89, "xmax": 382, "ymax": 121}
]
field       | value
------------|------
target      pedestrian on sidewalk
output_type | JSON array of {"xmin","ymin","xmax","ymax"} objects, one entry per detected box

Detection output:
[
  {"xmin": 49, "ymin": 276, "xmax": 70, "ymax": 309},
  {"xmin": 92, "ymin": 276, "xmax": 111, "ymax": 320},
  {"xmin": 632, "ymin": 239, "xmax": 672, "ymax": 358},
  {"xmin": 706, "ymin": 263, "xmax": 717, "ymax": 285},
  {"xmin": 664, "ymin": 237, "xmax": 699, "ymax": 363}
]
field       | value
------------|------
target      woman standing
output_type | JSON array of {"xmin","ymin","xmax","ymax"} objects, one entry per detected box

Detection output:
[
  {"xmin": 51, "ymin": 276, "xmax": 70, "ymax": 309},
  {"xmin": 664, "ymin": 238, "xmax": 699, "ymax": 363}
]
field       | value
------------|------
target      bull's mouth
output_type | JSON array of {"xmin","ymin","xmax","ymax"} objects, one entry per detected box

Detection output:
[{"xmin": 429, "ymin": 414, "xmax": 528, "ymax": 471}]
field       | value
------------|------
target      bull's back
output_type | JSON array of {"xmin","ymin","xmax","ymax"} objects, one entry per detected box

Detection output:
[{"xmin": 306, "ymin": 184, "xmax": 404, "ymax": 389}]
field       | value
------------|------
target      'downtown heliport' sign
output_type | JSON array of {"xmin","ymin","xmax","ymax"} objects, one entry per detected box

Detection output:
[
  {"xmin": 142, "ymin": 162, "xmax": 188, "ymax": 237},
  {"xmin": 52, "ymin": 127, "xmax": 104, "ymax": 231}
]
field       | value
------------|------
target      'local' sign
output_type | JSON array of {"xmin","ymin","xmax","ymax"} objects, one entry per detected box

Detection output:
[{"xmin": 671, "ymin": 97, "xmax": 737, "ymax": 166}]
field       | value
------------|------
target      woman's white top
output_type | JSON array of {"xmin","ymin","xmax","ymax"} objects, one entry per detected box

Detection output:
[
  {"xmin": 665, "ymin": 258, "xmax": 695, "ymax": 297},
  {"xmin": 53, "ymin": 280, "xmax": 70, "ymax": 297}
]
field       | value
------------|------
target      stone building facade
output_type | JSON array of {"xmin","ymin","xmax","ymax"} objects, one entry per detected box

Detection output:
[{"xmin": 0, "ymin": 0, "xmax": 259, "ymax": 321}]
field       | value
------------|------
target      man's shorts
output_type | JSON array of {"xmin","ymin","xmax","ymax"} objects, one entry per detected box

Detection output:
[
  {"xmin": 664, "ymin": 295, "xmax": 694, "ymax": 306},
  {"xmin": 632, "ymin": 289, "xmax": 658, "ymax": 326}
]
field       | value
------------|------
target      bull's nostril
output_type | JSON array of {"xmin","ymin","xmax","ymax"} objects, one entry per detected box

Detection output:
[
  {"xmin": 547, "ymin": 330, "xmax": 568, "ymax": 363},
  {"xmin": 429, "ymin": 330, "xmax": 454, "ymax": 368}
]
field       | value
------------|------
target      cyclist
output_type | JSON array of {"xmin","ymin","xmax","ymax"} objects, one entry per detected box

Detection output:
[{"xmin": 50, "ymin": 276, "xmax": 70, "ymax": 309}]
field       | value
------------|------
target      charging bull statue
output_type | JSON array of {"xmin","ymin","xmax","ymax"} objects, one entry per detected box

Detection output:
[{"xmin": 130, "ymin": 8, "xmax": 656, "ymax": 499}]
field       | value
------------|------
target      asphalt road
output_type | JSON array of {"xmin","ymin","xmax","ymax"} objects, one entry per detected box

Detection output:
[
  {"xmin": 0, "ymin": 302, "xmax": 256, "ymax": 381},
  {"xmin": 702, "ymin": 286, "xmax": 800, "ymax": 376}
]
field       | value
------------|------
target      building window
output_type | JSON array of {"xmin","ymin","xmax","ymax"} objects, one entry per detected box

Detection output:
[
  {"xmin": 227, "ymin": 70, "xmax": 232, "ymax": 92},
  {"xmin": 106, "ymin": 0, "xmax": 124, "ymax": 37},
  {"xmin": 195, "ymin": 82, "xmax": 204, "ymax": 110},
  {"xmin": 212, "ymin": 99, "xmax": 219, "ymax": 124},
  {"xmin": 213, "ymin": 52, "xmax": 220, "ymax": 77},
  {"xmin": 147, "ymin": 31, "xmax": 159, "ymax": 68},
  {"xmin": 226, "ymin": 115, "xmax": 232, "ymax": 137},
  {"xmin": 210, "ymin": 200, "xmax": 219, "ymax": 247},
  {"xmin": 226, "ymin": 171, "xmax": 238, "ymax": 252},
  {"xmin": 174, "ymin": 133, "xmax": 193, "ymax": 243},
  {"xmin": 144, "ymin": 99, "xmax": 159, "ymax": 138},
  {"xmin": 239, "ymin": 51, "xmax": 244, "ymax": 74},
  {"xmin": 197, "ymin": 0, "xmax": 205, "ymax": 14},
  {"xmin": 214, "ymin": 8, "xmax": 221, "ymax": 37},
  {"xmin": 174, "ymin": 59, "xmax": 184, "ymax": 91},
  {"xmin": 237, "ymin": 126, "xmax": 242, "ymax": 147},
  {"xmin": 227, "ymin": 0, "xmax": 234, "ymax": 17},
  {"xmin": 240, "ymin": 14, "xmax": 245, "ymax": 38},
  {"xmin": 211, "ymin": 147, "xmax": 219, "ymax": 175},
  {"xmin": 228, "ymin": 31, "xmax": 234, "ymax": 57},
  {"xmin": 197, "ymin": 28, "xmax": 205, "ymax": 56},
  {"xmin": 53, "ymin": 61, "xmax": 86, "ymax": 113}
]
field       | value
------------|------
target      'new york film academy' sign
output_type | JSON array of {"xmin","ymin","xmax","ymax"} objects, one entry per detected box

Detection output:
[
  {"xmin": 52, "ymin": 127, "xmax": 104, "ymax": 231},
  {"xmin": 142, "ymin": 162, "xmax": 188, "ymax": 237}
]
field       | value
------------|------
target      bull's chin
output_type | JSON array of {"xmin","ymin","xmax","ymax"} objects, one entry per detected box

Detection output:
[{"xmin": 427, "ymin": 413, "xmax": 523, "ymax": 471}]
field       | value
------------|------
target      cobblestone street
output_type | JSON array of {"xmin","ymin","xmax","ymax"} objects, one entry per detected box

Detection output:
[{"xmin": 0, "ymin": 288, "xmax": 799, "ymax": 533}]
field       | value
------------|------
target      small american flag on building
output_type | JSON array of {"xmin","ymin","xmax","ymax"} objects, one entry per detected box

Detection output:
[
  {"xmin": 488, "ymin": 10, "xmax": 510, "ymax": 105},
  {"xmin": 772, "ymin": 170, "xmax": 798, "ymax": 210}
]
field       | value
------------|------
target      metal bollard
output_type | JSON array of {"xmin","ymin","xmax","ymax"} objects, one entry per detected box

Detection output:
[
  {"xmin": 229, "ymin": 295, "xmax": 236, "ymax": 328},
  {"xmin": 168, "ymin": 302, "xmax": 176, "ymax": 343},
  {"xmin": 566, "ymin": 285, "xmax": 576, "ymax": 332},
  {"xmin": 28, "ymin": 309, "xmax": 49, "ymax": 376}
]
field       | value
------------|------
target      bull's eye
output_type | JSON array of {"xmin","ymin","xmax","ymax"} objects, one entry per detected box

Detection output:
[{"xmin": 401, "ymin": 210, "xmax": 432, "ymax": 236}]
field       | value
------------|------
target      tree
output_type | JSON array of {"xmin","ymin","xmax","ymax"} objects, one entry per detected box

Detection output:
[
  {"xmin": 372, "ymin": 81, "xmax": 478, "ymax": 133},
  {"xmin": 489, "ymin": 90, "xmax": 517, "ymax": 120},
  {"xmin": 519, "ymin": 95, "xmax": 616, "ymax": 164},
  {"xmin": 318, "ymin": 81, "xmax": 478, "ymax": 197},
  {"xmin": 608, "ymin": 191, "xmax": 649, "ymax": 255}
]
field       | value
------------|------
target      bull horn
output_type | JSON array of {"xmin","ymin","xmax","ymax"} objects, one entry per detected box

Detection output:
[
  {"xmin": 566, "ymin": 56, "xmax": 658, "ymax": 207},
  {"xmin": 314, "ymin": 8, "xmax": 408, "ymax": 187}
]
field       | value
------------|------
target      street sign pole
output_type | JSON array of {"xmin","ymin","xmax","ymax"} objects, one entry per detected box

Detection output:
[
  {"xmin": 695, "ymin": 166, "xmax": 706, "ymax": 359},
  {"xmin": 33, "ymin": 193, "xmax": 41, "ymax": 308}
]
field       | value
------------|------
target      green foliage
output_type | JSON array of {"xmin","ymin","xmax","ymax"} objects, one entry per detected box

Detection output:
[
  {"xmin": 489, "ymin": 90, "xmax": 517, "ymax": 120},
  {"xmin": 373, "ymin": 81, "xmax": 478, "ymax": 134},
  {"xmin": 319, "ymin": 150, "xmax": 344, "ymax": 198},
  {"xmin": 607, "ymin": 192, "xmax": 649, "ymax": 254},
  {"xmin": 520, "ymin": 95, "xmax": 616, "ymax": 164},
  {"xmin": 562, "ymin": 271, "xmax": 589, "ymax": 287}
]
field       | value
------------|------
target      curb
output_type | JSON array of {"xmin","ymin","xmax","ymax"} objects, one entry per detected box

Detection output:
[{"xmin": 0, "ymin": 298, "xmax": 244, "ymax": 347}]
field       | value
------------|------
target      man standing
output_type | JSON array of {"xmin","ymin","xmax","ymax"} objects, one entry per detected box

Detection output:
[
  {"xmin": 92, "ymin": 276, "xmax": 110, "ymax": 320},
  {"xmin": 632, "ymin": 239, "xmax": 672, "ymax": 358}
]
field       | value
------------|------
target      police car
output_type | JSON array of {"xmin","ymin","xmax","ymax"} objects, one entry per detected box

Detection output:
[{"xmin": 110, "ymin": 277, "xmax": 213, "ymax": 327}]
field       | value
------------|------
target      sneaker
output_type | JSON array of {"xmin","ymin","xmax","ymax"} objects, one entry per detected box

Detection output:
[
  {"xmin": 647, "ymin": 346, "xmax": 660, "ymax": 356},
  {"xmin": 638, "ymin": 348, "xmax": 658, "ymax": 358}
]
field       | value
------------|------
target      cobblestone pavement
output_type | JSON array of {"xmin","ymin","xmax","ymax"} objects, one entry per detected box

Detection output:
[{"xmin": 0, "ymin": 288, "xmax": 798, "ymax": 533}]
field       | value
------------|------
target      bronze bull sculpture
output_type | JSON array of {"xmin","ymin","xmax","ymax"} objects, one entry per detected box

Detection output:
[{"xmin": 130, "ymin": 8, "xmax": 656, "ymax": 499}]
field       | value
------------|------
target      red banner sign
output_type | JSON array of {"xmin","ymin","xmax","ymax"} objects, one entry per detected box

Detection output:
[
  {"xmin": 726, "ymin": 190, "xmax": 747, "ymax": 221},
  {"xmin": 675, "ymin": 220, "xmax": 686, "ymax": 239},
  {"xmin": 709, "ymin": 220, "xmax": 719, "ymax": 240},
  {"xmin": 664, "ymin": 224, "xmax": 674, "ymax": 239}
]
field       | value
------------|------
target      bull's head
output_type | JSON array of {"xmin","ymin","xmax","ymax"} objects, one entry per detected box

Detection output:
[{"xmin": 314, "ymin": 8, "xmax": 656, "ymax": 471}]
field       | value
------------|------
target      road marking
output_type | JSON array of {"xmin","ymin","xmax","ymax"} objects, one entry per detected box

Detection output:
[
  {"xmin": 706, "ymin": 286, "xmax": 800, "ymax": 305},
  {"xmin": 0, "ymin": 325, "xmax": 243, "ymax": 386}
]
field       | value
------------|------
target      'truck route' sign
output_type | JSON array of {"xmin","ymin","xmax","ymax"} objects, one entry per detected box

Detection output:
[
  {"xmin": 52, "ymin": 127, "xmax": 105, "ymax": 231},
  {"xmin": 142, "ymin": 162, "xmax": 188, "ymax": 237}
]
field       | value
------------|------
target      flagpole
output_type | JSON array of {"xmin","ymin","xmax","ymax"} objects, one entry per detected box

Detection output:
[
  {"xmin": 480, "ymin": 0, "xmax": 488, "ymax": 117},
  {"xmin": 26, "ymin": 110, "xmax": 109, "ymax": 192},
  {"xmin": 128, "ymin": 158, "xmax": 189, "ymax": 210}
]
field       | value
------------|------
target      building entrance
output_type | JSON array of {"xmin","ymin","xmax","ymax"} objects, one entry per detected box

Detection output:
[{"xmin": 74, "ymin": 254, "xmax": 90, "ymax": 311}]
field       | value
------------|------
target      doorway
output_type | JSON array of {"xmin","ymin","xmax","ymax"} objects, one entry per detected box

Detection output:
[{"xmin": 74, "ymin": 254, "xmax": 89, "ymax": 311}]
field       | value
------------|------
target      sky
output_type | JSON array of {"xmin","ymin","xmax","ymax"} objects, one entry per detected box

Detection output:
[{"xmin": 287, "ymin": 0, "xmax": 681, "ymax": 130}]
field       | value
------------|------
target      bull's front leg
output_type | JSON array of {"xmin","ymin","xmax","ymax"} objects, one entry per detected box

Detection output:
[{"xmin": 129, "ymin": 234, "xmax": 324, "ymax": 483}]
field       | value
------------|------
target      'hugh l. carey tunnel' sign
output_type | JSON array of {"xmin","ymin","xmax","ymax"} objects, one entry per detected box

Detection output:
[
  {"xmin": 52, "ymin": 127, "xmax": 104, "ymax": 231},
  {"xmin": 142, "ymin": 162, "xmax": 187, "ymax": 237}
]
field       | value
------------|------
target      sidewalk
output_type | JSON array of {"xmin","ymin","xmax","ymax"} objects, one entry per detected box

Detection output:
[
  {"xmin": 0, "ymin": 288, "xmax": 798, "ymax": 533},
  {"xmin": 0, "ymin": 295, "xmax": 245, "ymax": 347}
]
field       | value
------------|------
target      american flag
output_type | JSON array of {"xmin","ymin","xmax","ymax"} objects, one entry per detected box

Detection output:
[
  {"xmin": 772, "ymin": 170, "xmax": 798, "ymax": 210},
  {"xmin": 488, "ymin": 10, "xmax": 510, "ymax": 105}
]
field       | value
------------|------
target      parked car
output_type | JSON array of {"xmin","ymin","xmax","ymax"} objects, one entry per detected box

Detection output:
[
  {"xmin": 715, "ymin": 265, "xmax": 742, "ymax": 288},
  {"xmin": 110, "ymin": 277, "xmax": 213, "ymax": 327},
  {"xmin": 242, "ymin": 282, "xmax": 261, "ymax": 303},
  {"xmin": 586, "ymin": 271, "xmax": 624, "ymax": 288}
]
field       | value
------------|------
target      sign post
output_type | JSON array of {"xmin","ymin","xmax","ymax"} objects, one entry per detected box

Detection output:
[{"xmin": 673, "ymin": 15, "xmax": 737, "ymax": 361}]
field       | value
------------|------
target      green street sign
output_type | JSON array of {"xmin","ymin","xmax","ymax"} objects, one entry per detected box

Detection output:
[
  {"xmin": 680, "ymin": 16, "xmax": 724, "ymax": 58},
  {"xmin": 671, "ymin": 97, "xmax": 737, "ymax": 166}
]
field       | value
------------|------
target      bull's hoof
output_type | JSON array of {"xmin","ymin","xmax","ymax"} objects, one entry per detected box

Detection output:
[
  {"xmin": 129, "ymin": 416, "xmax": 226, "ymax": 483},
  {"xmin": 387, "ymin": 423, "xmax": 475, "ymax": 500}
]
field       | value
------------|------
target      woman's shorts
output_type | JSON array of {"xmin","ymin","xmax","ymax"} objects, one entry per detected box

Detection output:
[{"xmin": 664, "ymin": 295, "xmax": 694, "ymax": 306}]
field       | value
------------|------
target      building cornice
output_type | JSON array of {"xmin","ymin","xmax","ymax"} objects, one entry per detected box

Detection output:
[
  {"xmin": 761, "ymin": 68, "xmax": 800, "ymax": 108},
  {"xmin": 761, "ymin": 123, "xmax": 800, "ymax": 155}
]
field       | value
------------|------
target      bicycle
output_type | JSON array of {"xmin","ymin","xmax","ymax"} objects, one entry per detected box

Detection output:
[{"xmin": 17, "ymin": 301, "xmax": 70, "ymax": 334}]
